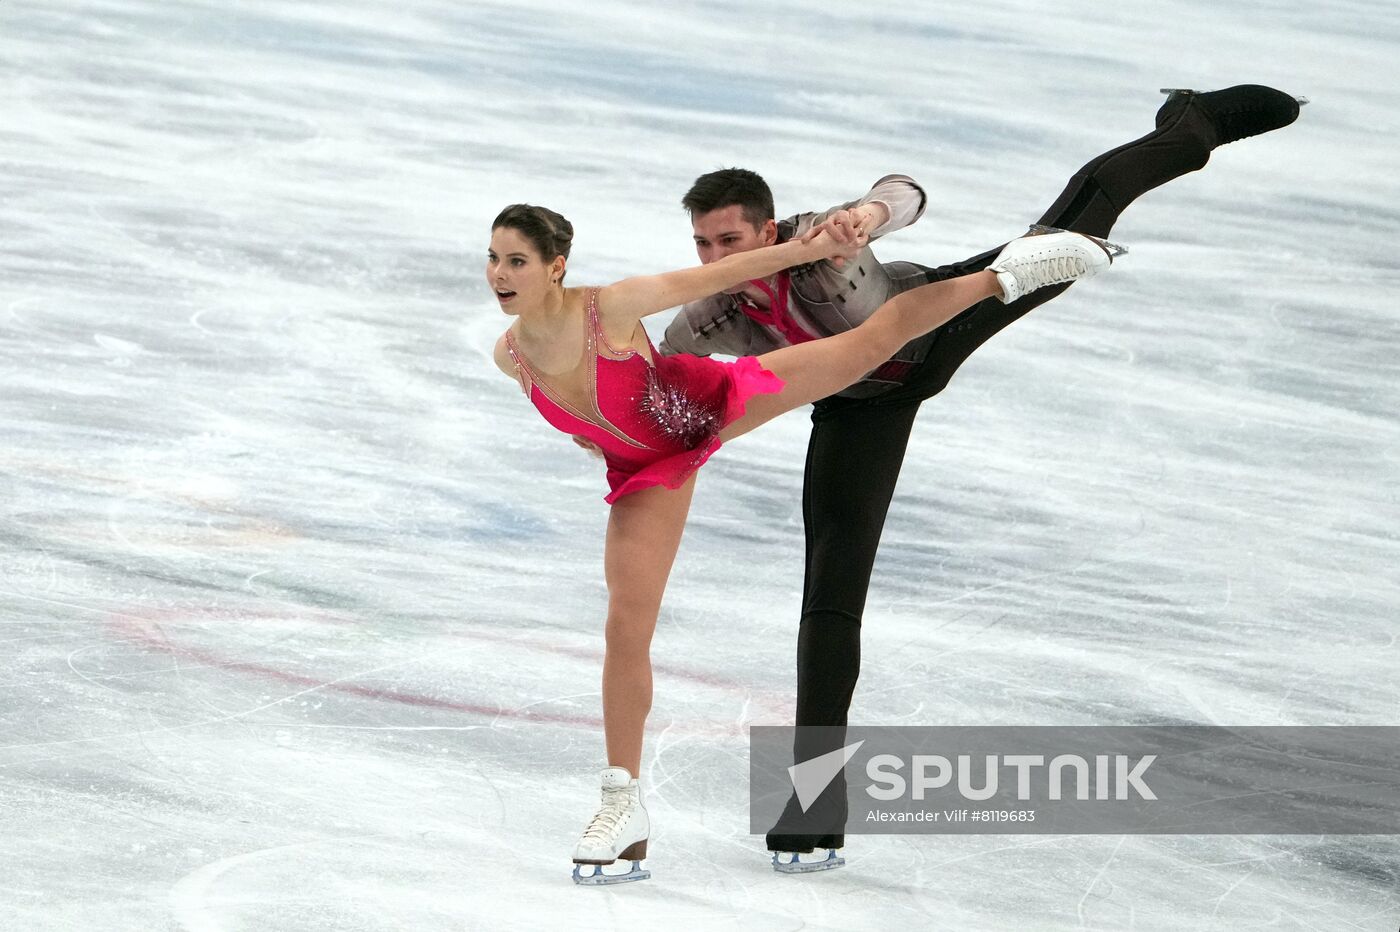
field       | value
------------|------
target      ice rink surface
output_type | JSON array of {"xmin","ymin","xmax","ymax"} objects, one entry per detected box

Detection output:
[{"xmin": 3, "ymin": 1, "xmax": 1399, "ymax": 929}]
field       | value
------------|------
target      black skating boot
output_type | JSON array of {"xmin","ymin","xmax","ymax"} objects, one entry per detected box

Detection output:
[{"xmin": 1156, "ymin": 84, "xmax": 1304, "ymax": 149}]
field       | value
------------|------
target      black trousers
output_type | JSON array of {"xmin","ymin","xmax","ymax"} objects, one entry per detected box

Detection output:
[{"xmin": 791, "ymin": 98, "xmax": 1216, "ymax": 735}]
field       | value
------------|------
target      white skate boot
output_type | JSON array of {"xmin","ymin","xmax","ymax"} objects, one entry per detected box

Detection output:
[
  {"xmin": 571, "ymin": 766, "xmax": 651, "ymax": 885},
  {"xmin": 989, "ymin": 226, "xmax": 1126, "ymax": 304}
]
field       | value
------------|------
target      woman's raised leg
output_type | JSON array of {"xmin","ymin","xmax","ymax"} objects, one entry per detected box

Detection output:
[
  {"xmin": 720, "ymin": 270, "xmax": 1001, "ymax": 440},
  {"xmin": 601, "ymin": 475, "xmax": 696, "ymax": 776},
  {"xmin": 721, "ymin": 227, "xmax": 1118, "ymax": 441}
]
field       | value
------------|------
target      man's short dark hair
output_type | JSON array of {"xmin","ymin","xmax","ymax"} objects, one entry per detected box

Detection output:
[{"xmin": 681, "ymin": 168, "xmax": 774, "ymax": 227}]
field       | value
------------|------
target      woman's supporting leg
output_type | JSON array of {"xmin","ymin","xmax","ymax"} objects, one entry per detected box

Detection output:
[
  {"xmin": 601, "ymin": 475, "xmax": 696, "ymax": 777},
  {"xmin": 719, "ymin": 270, "xmax": 1002, "ymax": 440}
]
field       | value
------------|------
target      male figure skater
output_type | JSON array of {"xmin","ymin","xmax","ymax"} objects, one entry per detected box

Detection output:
[{"xmin": 656, "ymin": 85, "xmax": 1303, "ymax": 868}]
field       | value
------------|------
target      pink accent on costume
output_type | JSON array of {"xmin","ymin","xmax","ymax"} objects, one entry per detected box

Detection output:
[
  {"xmin": 505, "ymin": 288, "xmax": 785, "ymax": 503},
  {"xmin": 737, "ymin": 272, "xmax": 817, "ymax": 345}
]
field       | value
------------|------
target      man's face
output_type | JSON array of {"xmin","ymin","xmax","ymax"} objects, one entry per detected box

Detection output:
[{"xmin": 691, "ymin": 205, "xmax": 777, "ymax": 294}]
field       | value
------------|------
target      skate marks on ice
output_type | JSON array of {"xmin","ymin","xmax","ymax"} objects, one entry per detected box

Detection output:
[
  {"xmin": 0, "ymin": 594, "xmax": 799, "ymax": 768},
  {"xmin": 168, "ymin": 837, "xmax": 389, "ymax": 932}
]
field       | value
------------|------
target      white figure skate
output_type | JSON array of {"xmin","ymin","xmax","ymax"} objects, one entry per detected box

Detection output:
[
  {"xmin": 571, "ymin": 767, "xmax": 651, "ymax": 886},
  {"xmin": 989, "ymin": 226, "xmax": 1125, "ymax": 304}
]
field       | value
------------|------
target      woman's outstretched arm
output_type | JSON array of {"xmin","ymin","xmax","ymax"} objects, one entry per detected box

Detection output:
[{"xmin": 595, "ymin": 230, "xmax": 861, "ymax": 329}]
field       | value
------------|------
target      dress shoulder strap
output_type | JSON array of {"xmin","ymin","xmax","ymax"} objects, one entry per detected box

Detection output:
[
  {"xmin": 504, "ymin": 293, "xmax": 653, "ymax": 453},
  {"xmin": 503, "ymin": 328, "xmax": 535, "ymax": 396},
  {"xmin": 588, "ymin": 286, "xmax": 646, "ymax": 361}
]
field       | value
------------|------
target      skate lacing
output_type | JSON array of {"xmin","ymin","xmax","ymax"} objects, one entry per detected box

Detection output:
[
  {"xmin": 579, "ymin": 791, "xmax": 633, "ymax": 844},
  {"xmin": 1011, "ymin": 255, "xmax": 1088, "ymax": 292}
]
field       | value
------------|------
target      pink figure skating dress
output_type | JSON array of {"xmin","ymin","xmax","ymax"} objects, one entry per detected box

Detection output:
[{"xmin": 505, "ymin": 288, "xmax": 784, "ymax": 503}]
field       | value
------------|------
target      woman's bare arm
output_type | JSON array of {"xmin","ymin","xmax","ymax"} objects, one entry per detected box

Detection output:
[
  {"xmin": 595, "ymin": 230, "xmax": 862, "ymax": 329},
  {"xmin": 492, "ymin": 333, "xmax": 516, "ymax": 378}
]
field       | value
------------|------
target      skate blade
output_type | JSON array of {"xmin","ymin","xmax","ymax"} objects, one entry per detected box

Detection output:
[
  {"xmin": 572, "ymin": 860, "xmax": 650, "ymax": 885},
  {"xmin": 1159, "ymin": 87, "xmax": 1309, "ymax": 106},
  {"xmin": 772, "ymin": 849, "xmax": 845, "ymax": 874},
  {"xmin": 1027, "ymin": 224, "xmax": 1128, "ymax": 259}
]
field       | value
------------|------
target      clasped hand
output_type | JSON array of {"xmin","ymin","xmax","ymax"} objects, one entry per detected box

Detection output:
[{"xmin": 800, "ymin": 207, "xmax": 876, "ymax": 268}]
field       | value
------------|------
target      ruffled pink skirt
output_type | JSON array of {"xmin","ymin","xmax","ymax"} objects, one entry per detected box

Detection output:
[{"xmin": 602, "ymin": 355, "xmax": 784, "ymax": 503}]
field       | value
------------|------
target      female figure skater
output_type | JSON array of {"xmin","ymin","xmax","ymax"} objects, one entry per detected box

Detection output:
[{"xmin": 488, "ymin": 203, "xmax": 1119, "ymax": 883}]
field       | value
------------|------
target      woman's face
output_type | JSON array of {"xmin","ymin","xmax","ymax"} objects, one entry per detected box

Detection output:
[{"xmin": 486, "ymin": 226, "xmax": 558, "ymax": 314}]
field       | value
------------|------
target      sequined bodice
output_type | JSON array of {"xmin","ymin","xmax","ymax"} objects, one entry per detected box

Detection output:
[{"xmin": 504, "ymin": 289, "xmax": 722, "ymax": 466}]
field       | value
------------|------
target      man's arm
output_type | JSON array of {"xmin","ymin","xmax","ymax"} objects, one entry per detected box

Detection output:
[
  {"xmin": 860, "ymin": 173, "xmax": 927, "ymax": 238},
  {"xmin": 792, "ymin": 174, "xmax": 928, "ymax": 244},
  {"xmin": 658, "ymin": 312, "xmax": 710, "ymax": 357}
]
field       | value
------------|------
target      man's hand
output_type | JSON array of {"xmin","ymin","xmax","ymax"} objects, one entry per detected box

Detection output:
[
  {"xmin": 849, "ymin": 201, "xmax": 890, "ymax": 237},
  {"xmin": 800, "ymin": 202, "xmax": 889, "ymax": 266},
  {"xmin": 572, "ymin": 435, "xmax": 604, "ymax": 459},
  {"xmin": 802, "ymin": 209, "xmax": 861, "ymax": 247},
  {"xmin": 799, "ymin": 226, "xmax": 868, "ymax": 269}
]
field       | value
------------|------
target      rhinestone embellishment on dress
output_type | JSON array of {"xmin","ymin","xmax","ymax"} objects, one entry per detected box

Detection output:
[{"xmin": 639, "ymin": 366, "xmax": 719, "ymax": 448}]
